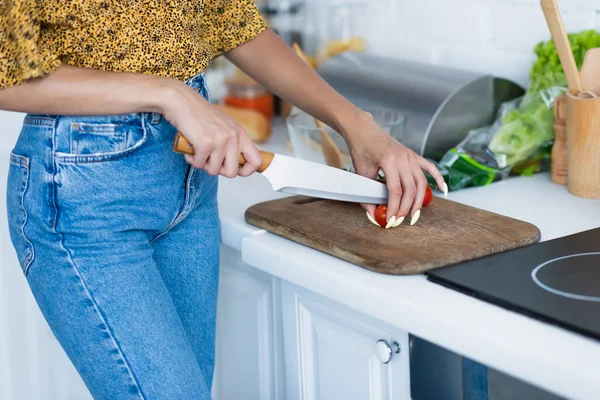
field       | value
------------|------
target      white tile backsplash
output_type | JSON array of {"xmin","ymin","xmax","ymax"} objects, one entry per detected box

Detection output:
[{"xmin": 365, "ymin": 0, "xmax": 600, "ymax": 88}]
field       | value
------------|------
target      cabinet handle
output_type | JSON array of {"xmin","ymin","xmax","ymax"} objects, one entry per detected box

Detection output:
[{"xmin": 375, "ymin": 339, "xmax": 401, "ymax": 364}]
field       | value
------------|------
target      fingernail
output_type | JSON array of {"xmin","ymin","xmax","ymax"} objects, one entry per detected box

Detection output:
[
  {"xmin": 443, "ymin": 183, "xmax": 448, "ymax": 198},
  {"xmin": 366, "ymin": 211, "xmax": 380, "ymax": 227},
  {"xmin": 392, "ymin": 216, "xmax": 404, "ymax": 227},
  {"xmin": 385, "ymin": 216, "xmax": 396, "ymax": 229},
  {"xmin": 410, "ymin": 210, "xmax": 421, "ymax": 226}
]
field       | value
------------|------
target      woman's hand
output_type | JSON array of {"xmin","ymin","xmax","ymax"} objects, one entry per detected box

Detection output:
[
  {"xmin": 0, "ymin": 65, "xmax": 262, "ymax": 179},
  {"xmin": 343, "ymin": 111, "xmax": 448, "ymax": 226},
  {"xmin": 161, "ymin": 82, "xmax": 263, "ymax": 178}
]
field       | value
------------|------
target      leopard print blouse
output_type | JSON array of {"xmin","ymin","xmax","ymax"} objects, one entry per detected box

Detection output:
[{"xmin": 0, "ymin": 0, "xmax": 269, "ymax": 89}]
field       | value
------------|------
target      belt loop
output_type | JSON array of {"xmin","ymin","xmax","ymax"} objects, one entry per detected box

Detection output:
[{"xmin": 151, "ymin": 112, "xmax": 161, "ymax": 124}]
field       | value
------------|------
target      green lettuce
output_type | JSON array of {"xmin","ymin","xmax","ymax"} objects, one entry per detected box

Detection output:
[{"xmin": 489, "ymin": 29, "xmax": 600, "ymax": 169}]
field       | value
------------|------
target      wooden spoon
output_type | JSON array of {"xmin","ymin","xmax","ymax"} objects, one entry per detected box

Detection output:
[
  {"xmin": 579, "ymin": 48, "xmax": 600, "ymax": 97},
  {"xmin": 292, "ymin": 43, "xmax": 345, "ymax": 169},
  {"xmin": 541, "ymin": 0, "xmax": 583, "ymax": 95}
]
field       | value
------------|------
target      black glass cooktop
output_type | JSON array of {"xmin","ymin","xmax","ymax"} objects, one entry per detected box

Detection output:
[{"xmin": 427, "ymin": 227, "xmax": 600, "ymax": 341}]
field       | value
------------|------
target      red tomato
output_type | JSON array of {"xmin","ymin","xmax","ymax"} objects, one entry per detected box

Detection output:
[
  {"xmin": 423, "ymin": 186, "xmax": 433, "ymax": 207},
  {"xmin": 374, "ymin": 205, "xmax": 388, "ymax": 227},
  {"xmin": 373, "ymin": 186, "xmax": 432, "ymax": 227}
]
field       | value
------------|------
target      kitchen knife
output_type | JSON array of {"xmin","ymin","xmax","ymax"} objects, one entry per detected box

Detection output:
[{"xmin": 172, "ymin": 132, "xmax": 388, "ymax": 204}]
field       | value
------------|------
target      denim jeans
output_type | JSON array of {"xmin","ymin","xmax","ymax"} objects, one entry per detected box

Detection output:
[{"xmin": 6, "ymin": 74, "xmax": 219, "ymax": 399}]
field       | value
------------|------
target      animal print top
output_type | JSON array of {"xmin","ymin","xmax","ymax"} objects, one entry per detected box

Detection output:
[{"xmin": 0, "ymin": 0, "xmax": 269, "ymax": 89}]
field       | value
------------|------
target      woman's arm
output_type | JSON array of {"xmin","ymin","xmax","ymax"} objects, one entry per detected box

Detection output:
[
  {"xmin": 0, "ymin": 65, "xmax": 171, "ymax": 115},
  {"xmin": 223, "ymin": 30, "xmax": 358, "ymax": 138},
  {"xmin": 225, "ymin": 29, "xmax": 447, "ymax": 225},
  {"xmin": 0, "ymin": 66, "xmax": 262, "ymax": 177}
]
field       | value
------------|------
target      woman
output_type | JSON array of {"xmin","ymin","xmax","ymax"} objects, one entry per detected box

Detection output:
[{"xmin": 0, "ymin": 1, "xmax": 446, "ymax": 398}]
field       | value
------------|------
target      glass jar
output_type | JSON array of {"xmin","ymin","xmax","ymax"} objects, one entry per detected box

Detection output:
[
  {"xmin": 223, "ymin": 71, "xmax": 275, "ymax": 120},
  {"xmin": 257, "ymin": 0, "xmax": 306, "ymax": 117},
  {"xmin": 303, "ymin": 0, "xmax": 368, "ymax": 67}
]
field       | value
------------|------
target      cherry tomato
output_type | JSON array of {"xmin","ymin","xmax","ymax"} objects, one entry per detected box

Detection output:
[
  {"xmin": 373, "ymin": 186, "xmax": 432, "ymax": 227},
  {"xmin": 374, "ymin": 205, "xmax": 388, "ymax": 227},
  {"xmin": 423, "ymin": 186, "xmax": 433, "ymax": 207}
]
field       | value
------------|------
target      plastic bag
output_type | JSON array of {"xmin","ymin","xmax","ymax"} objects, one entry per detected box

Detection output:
[
  {"xmin": 434, "ymin": 86, "xmax": 565, "ymax": 191},
  {"xmin": 489, "ymin": 86, "xmax": 565, "ymax": 167}
]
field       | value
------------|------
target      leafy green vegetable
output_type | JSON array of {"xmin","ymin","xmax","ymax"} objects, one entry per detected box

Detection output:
[
  {"xmin": 529, "ymin": 29, "xmax": 600, "ymax": 91},
  {"xmin": 489, "ymin": 29, "xmax": 600, "ymax": 169}
]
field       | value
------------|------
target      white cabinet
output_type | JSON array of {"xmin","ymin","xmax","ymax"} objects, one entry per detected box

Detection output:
[
  {"xmin": 280, "ymin": 281, "xmax": 411, "ymax": 400},
  {"xmin": 213, "ymin": 245, "xmax": 286, "ymax": 400}
]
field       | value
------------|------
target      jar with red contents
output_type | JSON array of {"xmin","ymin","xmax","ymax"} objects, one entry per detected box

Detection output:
[{"xmin": 223, "ymin": 74, "xmax": 274, "ymax": 121}]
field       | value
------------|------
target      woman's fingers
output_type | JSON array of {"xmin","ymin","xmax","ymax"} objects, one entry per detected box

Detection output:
[
  {"xmin": 220, "ymin": 138, "xmax": 240, "ymax": 178},
  {"xmin": 409, "ymin": 169, "xmax": 428, "ymax": 225},
  {"xmin": 419, "ymin": 157, "xmax": 448, "ymax": 197},
  {"xmin": 184, "ymin": 137, "xmax": 212, "ymax": 170},
  {"xmin": 238, "ymin": 139, "xmax": 262, "ymax": 177},
  {"xmin": 397, "ymin": 168, "xmax": 417, "ymax": 221},
  {"xmin": 381, "ymin": 165, "xmax": 401, "ymax": 225},
  {"xmin": 362, "ymin": 203, "xmax": 377, "ymax": 217},
  {"xmin": 205, "ymin": 145, "xmax": 226, "ymax": 176}
]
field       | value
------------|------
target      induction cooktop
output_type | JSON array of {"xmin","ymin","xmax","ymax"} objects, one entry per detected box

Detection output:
[{"xmin": 427, "ymin": 227, "xmax": 600, "ymax": 341}]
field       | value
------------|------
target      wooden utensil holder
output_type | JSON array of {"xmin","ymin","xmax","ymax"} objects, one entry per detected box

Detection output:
[{"xmin": 565, "ymin": 92, "xmax": 600, "ymax": 198}]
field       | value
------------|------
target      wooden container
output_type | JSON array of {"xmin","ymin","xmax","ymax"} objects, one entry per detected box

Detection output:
[
  {"xmin": 565, "ymin": 92, "xmax": 600, "ymax": 198},
  {"xmin": 551, "ymin": 95, "xmax": 568, "ymax": 184}
]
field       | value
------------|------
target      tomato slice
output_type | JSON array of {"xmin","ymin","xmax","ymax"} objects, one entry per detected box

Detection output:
[{"xmin": 374, "ymin": 205, "xmax": 388, "ymax": 227}]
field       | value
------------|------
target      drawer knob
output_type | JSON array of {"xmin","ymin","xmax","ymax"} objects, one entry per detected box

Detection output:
[{"xmin": 375, "ymin": 339, "xmax": 400, "ymax": 364}]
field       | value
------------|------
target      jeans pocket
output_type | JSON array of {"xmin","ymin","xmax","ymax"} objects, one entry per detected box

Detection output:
[
  {"xmin": 55, "ymin": 119, "xmax": 148, "ymax": 164},
  {"xmin": 6, "ymin": 152, "xmax": 35, "ymax": 275}
]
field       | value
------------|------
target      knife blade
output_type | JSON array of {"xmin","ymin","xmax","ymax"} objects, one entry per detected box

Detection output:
[{"xmin": 173, "ymin": 132, "xmax": 388, "ymax": 204}]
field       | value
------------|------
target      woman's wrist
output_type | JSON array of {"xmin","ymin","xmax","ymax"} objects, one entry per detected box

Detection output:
[
  {"xmin": 331, "ymin": 106, "xmax": 375, "ymax": 145},
  {"xmin": 147, "ymin": 77, "xmax": 190, "ymax": 115}
]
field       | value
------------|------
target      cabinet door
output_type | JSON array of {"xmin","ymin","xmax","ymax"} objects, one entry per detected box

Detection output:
[
  {"xmin": 281, "ymin": 281, "xmax": 410, "ymax": 400},
  {"xmin": 213, "ymin": 246, "xmax": 285, "ymax": 400}
]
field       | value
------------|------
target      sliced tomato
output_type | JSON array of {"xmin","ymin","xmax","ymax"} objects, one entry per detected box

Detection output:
[
  {"xmin": 374, "ymin": 205, "xmax": 388, "ymax": 227},
  {"xmin": 423, "ymin": 186, "xmax": 433, "ymax": 207}
]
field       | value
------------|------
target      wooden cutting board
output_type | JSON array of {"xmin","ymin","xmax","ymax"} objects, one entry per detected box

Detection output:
[{"xmin": 245, "ymin": 196, "xmax": 541, "ymax": 275}]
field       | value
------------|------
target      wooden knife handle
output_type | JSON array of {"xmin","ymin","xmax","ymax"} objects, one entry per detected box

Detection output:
[{"xmin": 172, "ymin": 132, "xmax": 274, "ymax": 173}]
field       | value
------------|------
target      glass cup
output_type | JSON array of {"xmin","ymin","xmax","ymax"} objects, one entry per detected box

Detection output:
[{"xmin": 286, "ymin": 108, "xmax": 406, "ymax": 170}]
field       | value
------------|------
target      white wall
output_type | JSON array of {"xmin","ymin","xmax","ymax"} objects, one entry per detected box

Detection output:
[
  {"xmin": 0, "ymin": 111, "xmax": 24, "ymax": 153},
  {"xmin": 365, "ymin": 0, "xmax": 600, "ymax": 89}
]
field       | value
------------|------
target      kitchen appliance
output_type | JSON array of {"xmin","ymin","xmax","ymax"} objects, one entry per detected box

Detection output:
[
  {"xmin": 315, "ymin": 52, "xmax": 525, "ymax": 161},
  {"xmin": 427, "ymin": 227, "xmax": 600, "ymax": 341},
  {"xmin": 244, "ymin": 196, "xmax": 540, "ymax": 275}
]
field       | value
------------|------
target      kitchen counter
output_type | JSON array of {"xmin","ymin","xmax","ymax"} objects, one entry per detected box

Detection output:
[{"xmin": 217, "ymin": 119, "xmax": 600, "ymax": 400}]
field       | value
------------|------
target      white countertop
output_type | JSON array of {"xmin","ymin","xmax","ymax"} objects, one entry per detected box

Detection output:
[{"xmin": 218, "ymin": 119, "xmax": 600, "ymax": 400}]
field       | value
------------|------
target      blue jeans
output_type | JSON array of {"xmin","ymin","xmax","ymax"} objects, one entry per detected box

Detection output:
[{"xmin": 6, "ymin": 74, "xmax": 220, "ymax": 399}]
